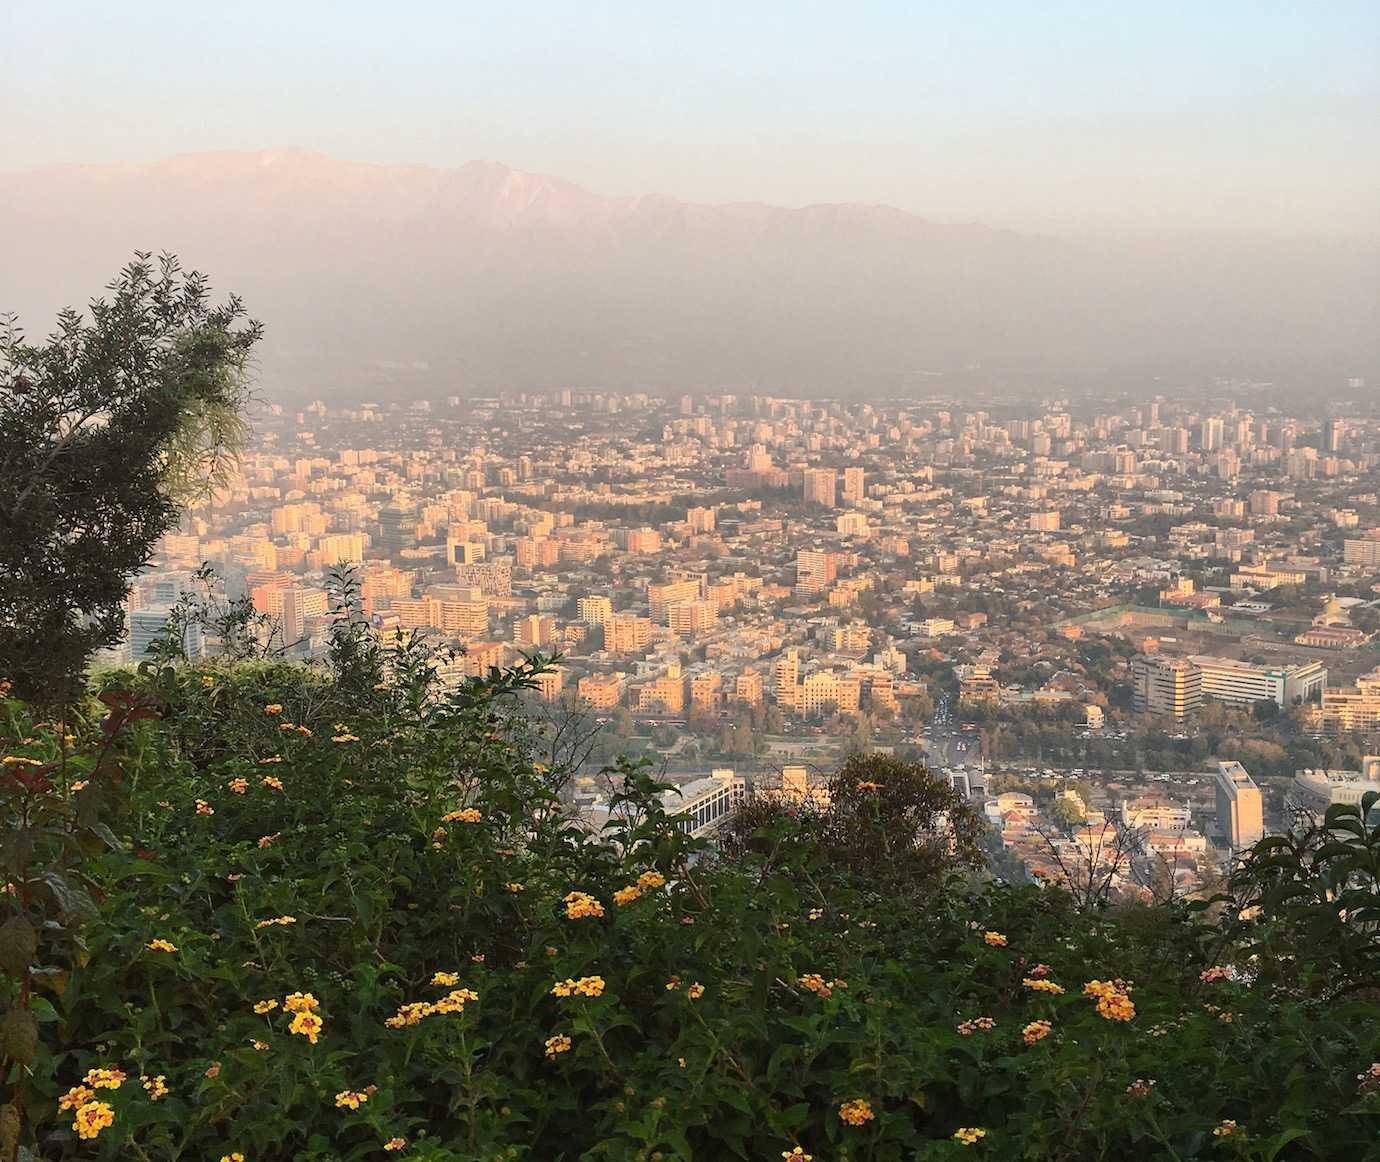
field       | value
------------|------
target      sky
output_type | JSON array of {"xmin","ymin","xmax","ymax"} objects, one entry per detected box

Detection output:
[{"xmin": 3, "ymin": 1, "xmax": 1377, "ymax": 237}]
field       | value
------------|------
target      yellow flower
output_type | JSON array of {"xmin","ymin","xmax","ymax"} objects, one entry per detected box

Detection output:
[
  {"xmin": 798, "ymin": 974, "xmax": 833, "ymax": 998},
  {"xmin": 70, "ymin": 780, "xmax": 88, "ymax": 792},
  {"xmin": 259, "ymin": 755, "xmax": 283, "ymax": 765},
  {"xmin": 954, "ymin": 1127, "xmax": 987, "ymax": 1146},
  {"xmin": 432, "ymin": 971, "xmax": 460, "ymax": 986},
  {"xmin": 141, "ymin": 1074, "xmax": 169, "ymax": 1100},
  {"xmin": 1083, "ymin": 980, "xmax": 1135, "ymax": 1021},
  {"xmin": 83, "ymin": 1067, "xmax": 127, "ymax": 1090},
  {"xmin": 552, "ymin": 975, "xmax": 605, "ymax": 998},
  {"xmin": 255, "ymin": 915, "xmax": 297, "ymax": 930},
  {"xmin": 257, "ymin": 833, "xmax": 280, "ymax": 849},
  {"xmin": 983, "ymin": 931, "xmax": 1007, "ymax": 947},
  {"xmin": 687, "ymin": 982, "xmax": 705, "ymax": 1000},
  {"xmin": 261, "ymin": 776, "xmax": 285, "ymax": 791},
  {"xmin": 1213, "ymin": 1120, "xmax": 1239, "ymax": 1138},
  {"xmin": 264, "ymin": 704, "xmax": 283, "ymax": 715},
  {"xmin": 612, "ymin": 885, "xmax": 642, "ymax": 906},
  {"xmin": 228, "ymin": 778, "xmax": 249, "ymax": 794},
  {"xmin": 250, "ymin": 1040, "xmax": 270, "ymax": 1051},
  {"xmin": 73, "ymin": 1100, "xmax": 115, "ymax": 1140},
  {"xmin": 196, "ymin": 800, "xmax": 215, "ymax": 816},
  {"xmin": 146, "ymin": 938, "xmax": 178, "ymax": 953},
  {"xmin": 838, "ymin": 1098, "xmax": 875, "ymax": 1126},
  {"xmin": 544, "ymin": 1034, "xmax": 573, "ymax": 1058},
  {"xmin": 288, "ymin": 1011, "xmax": 323, "ymax": 1043},
  {"xmin": 201, "ymin": 675, "xmax": 215, "ymax": 688},
  {"xmin": 506, "ymin": 882, "xmax": 524, "ymax": 893},
  {"xmin": 432, "ymin": 988, "xmax": 479, "ymax": 1014},
  {"xmin": 335, "ymin": 1089, "xmax": 369, "ymax": 1110},
  {"xmin": 636, "ymin": 871, "xmax": 666, "ymax": 890},
  {"xmin": 332, "ymin": 733, "xmax": 360, "ymax": 743},
  {"xmin": 783, "ymin": 1149, "xmax": 813, "ymax": 1161},
  {"xmin": 564, "ymin": 891, "xmax": 605, "ymax": 920},
  {"xmin": 1022, "ymin": 978, "xmax": 1065, "ymax": 995},
  {"xmin": 1022, "ymin": 1020, "xmax": 1053, "ymax": 1045},
  {"xmin": 220, "ymin": 1154, "xmax": 246, "ymax": 1162},
  {"xmin": 385, "ymin": 1002, "xmax": 435, "ymax": 1028},
  {"xmin": 384, "ymin": 1139, "xmax": 408, "ymax": 1152},
  {"xmin": 442, "ymin": 808, "xmax": 483, "ymax": 824},
  {"xmin": 59, "ymin": 1085, "xmax": 96, "ymax": 1111},
  {"xmin": 283, "ymin": 991, "xmax": 318, "ymax": 1013}
]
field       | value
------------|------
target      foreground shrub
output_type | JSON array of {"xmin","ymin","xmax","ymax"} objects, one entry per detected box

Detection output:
[{"xmin": 2, "ymin": 648, "xmax": 1378, "ymax": 1161}]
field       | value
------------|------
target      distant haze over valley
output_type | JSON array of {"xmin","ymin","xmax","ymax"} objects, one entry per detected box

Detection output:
[{"xmin": 2, "ymin": 149, "xmax": 1375, "ymax": 400}]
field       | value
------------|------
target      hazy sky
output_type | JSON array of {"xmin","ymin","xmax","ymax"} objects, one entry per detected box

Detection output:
[{"xmin": 4, "ymin": 1, "xmax": 1377, "ymax": 236}]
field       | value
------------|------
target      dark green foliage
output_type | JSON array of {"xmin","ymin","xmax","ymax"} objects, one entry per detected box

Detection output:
[
  {"xmin": 2, "ymin": 648, "xmax": 1379, "ymax": 1160},
  {"xmin": 0, "ymin": 255, "xmax": 261, "ymax": 706}
]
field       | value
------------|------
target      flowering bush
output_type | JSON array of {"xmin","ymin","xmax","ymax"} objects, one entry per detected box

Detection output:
[{"xmin": 2, "ymin": 640, "xmax": 1378, "ymax": 1160}]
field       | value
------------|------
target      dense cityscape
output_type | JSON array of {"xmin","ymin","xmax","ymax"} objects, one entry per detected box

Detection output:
[{"xmin": 118, "ymin": 386, "xmax": 1380, "ymax": 901}]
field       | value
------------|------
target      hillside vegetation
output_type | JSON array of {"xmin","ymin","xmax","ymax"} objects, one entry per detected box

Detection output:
[{"xmin": 2, "ymin": 614, "xmax": 1378, "ymax": 1161}]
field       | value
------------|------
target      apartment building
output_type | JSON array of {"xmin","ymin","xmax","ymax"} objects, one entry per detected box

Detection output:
[
  {"xmin": 576, "ymin": 672, "xmax": 624, "ymax": 710},
  {"xmin": 1313, "ymin": 668, "xmax": 1380, "ymax": 737},
  {"xmin": 795, "ymin": 549, "xmax": 837, "ymax": 594},
  {"xmin": 648, "ymin": 576, "xmax": 705, "ymax": 622},
  {"xmin": 1342, "ymin": 533, "xmax": 1380, "ymax": 567}
]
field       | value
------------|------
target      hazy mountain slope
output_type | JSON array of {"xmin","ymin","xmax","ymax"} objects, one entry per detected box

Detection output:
[{"xmin": 1, "ymin": 150, "xmax": 1374, "ymax": 398}]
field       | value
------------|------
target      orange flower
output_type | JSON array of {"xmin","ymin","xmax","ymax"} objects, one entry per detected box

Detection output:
[
  {"xmin": 983, "ymin": 931, "xmax": 1007, "ymax": 947},
  {"xmin": 1022, "ymin": 1020, "xmax": 1053, "ymax": 1045},
  {"xmin": 563, "ymin": 891, "xmax": 605, "ymax": 920},
  {"xmin": 838, "ymin": 1098, "xmax": 875, "ymax": 1126}
]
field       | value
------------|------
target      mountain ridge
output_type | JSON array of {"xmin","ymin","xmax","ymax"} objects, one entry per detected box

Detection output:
[{"xmin": 1, "ymin": 150, "xmax": 1373, "ymax": 398}]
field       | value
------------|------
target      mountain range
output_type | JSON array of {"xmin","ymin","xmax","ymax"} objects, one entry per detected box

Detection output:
[{"xmin": 1, "ymin": 149, "xmax": 1375, "ymax": 398}]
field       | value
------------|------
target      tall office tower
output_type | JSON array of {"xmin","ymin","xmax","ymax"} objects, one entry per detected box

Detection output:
[
  {"xmin": 1215, "ymin": 761, "xmax": 1264, "ymax": 851},
  {"xmin": 1168, "ymin": 426, "xmax": 1191, "ymax": 455},
  {"xmin": 377, "ymin": 501, "xmax": 419, "ymax": 554},
  {"xmin": 841, "ymin": 466, "xmax": 865, "ymax": 505},
  {"xmin": 795, "ymin": 549, "xmax": 838, "ymax": 594},
  {"xmin": 1323, "ymin": 418, "xmax": 1345, "ymax": 453},
  {"xmin": 1199, "ymin": 417, "xmax": 1224, "ymax": 452},
  {"xmin": 802, "ymin": 468, "xmax": 837, "ymax": 508},
  {"xmin": 1131, "ymin": 656, "xmax": 1202, "ymax": 719},
  {"xmin": 127, "ymin": 605, "xmax": 204, "ymax": 662}
]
